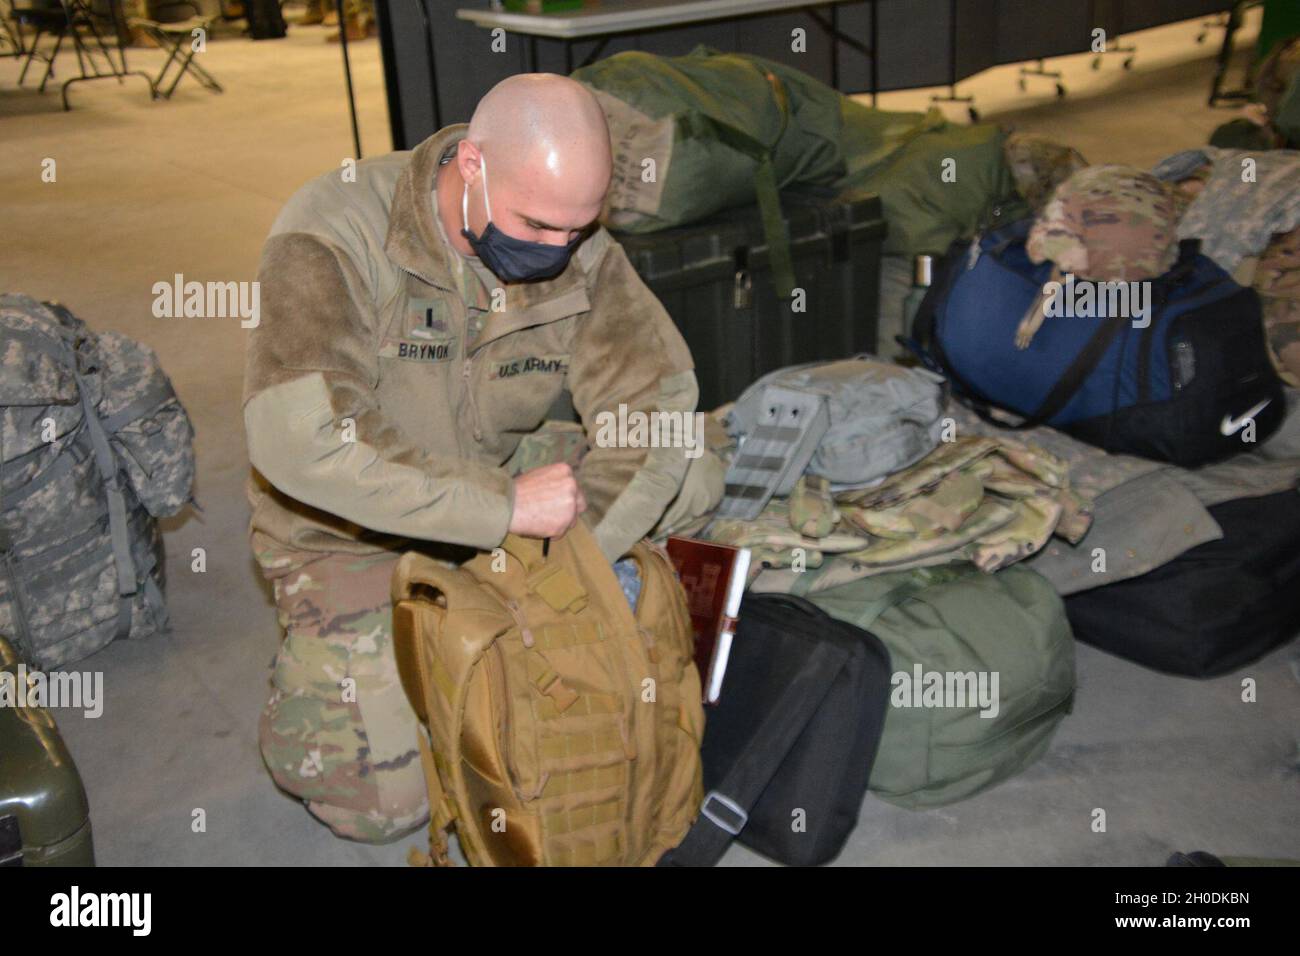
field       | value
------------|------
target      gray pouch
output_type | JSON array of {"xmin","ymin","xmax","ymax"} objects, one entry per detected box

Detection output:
[{"xmin": 726, "ymin": 355, "xmax": 946, "ymax": 487}]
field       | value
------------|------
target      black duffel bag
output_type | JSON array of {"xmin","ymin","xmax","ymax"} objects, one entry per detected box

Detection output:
[{"xmin": 1066, "ymin": 490, "xmax": 1300, "ymax": 677}]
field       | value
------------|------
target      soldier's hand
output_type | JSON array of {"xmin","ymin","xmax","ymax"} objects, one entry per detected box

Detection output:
[{"xmin": 508, "ymin": 463, "xmax": 587, "ymax": 539}]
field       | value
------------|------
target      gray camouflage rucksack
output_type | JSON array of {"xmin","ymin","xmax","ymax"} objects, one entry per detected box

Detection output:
[
  {"xmin": 726, "ymin": 355, "xmax": 947, "ymax": 488},
  {"xmin": 0, "ymin": 294, "xmax": 195, "ymax": 668}
]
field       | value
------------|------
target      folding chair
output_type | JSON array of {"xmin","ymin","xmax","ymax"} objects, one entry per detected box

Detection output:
[
  {"xmin": 13, "ymin": 0, "xmax": 154, "ymax": 109},
  {"xmin": 2, "ymin": 0, "xmax": 31, "ymax": 58},
  {"xmin": 9, "ymin": 2, "xmax": 69, "ymax": 91},
  {"xmin": 128, "ymin": 10, "xmax": 222, "ymax": 99}
]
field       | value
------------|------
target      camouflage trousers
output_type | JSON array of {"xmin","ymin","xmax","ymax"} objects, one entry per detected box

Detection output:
[
  {"xmin": 255, "ymin": 536, "xmax": 428, "ymax": 843},
  {"xmin": 253, "ymin": 435, "xmax": 723, "ymax": 842}
]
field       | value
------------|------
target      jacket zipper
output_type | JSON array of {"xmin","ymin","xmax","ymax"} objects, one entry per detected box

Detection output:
[
  {"xmin": 399, "ymin": 263, "xmax": 575, "ymax": 447},
  {"xmin": 462, "ymin": 356, "xmax": 484, "ymax": 443}
]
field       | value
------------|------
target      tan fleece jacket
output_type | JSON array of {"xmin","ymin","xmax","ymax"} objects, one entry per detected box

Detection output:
[{"xmin": 243, "ymin": 125, "xmax": 698, "ymax": 563}]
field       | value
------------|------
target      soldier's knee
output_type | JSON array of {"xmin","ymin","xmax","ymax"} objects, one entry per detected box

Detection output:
[
  {"xmin": 258, "ymin": 556, "xmax": 432, "ymax": 843},
  {"xmin": 305, "ymin": 780, "xmax": 428, "ymax": 844},
  {"xmin": 259, "ymin": 686, "xmax": 428, "ymax": 844}
]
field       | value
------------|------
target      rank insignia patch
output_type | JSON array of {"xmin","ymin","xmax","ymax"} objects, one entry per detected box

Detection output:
[{"xmin": 409, "ymin": 297, "xmax": 450, "ymax": 335}]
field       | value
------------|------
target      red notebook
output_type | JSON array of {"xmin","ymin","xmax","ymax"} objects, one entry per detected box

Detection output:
[{"xmin": 664, "ymin": 536, "xmax": 752, "ymax": 705}]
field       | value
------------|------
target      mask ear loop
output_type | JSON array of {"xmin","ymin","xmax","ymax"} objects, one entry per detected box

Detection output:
[
  {"xmin": 479, "ymin": 154, "xmax": 493, "ymax": 222},
  {"xmin": 462, "ymin": 152, "xmax": 493, "ymax": 235}
]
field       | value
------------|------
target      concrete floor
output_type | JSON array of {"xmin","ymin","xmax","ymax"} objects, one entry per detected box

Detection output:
[{"xmin": 1, "ymin": 15, "xmax": 1297, "ymax": 866}]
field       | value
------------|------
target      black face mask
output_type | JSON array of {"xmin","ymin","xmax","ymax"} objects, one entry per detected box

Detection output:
[{"xmin": 460, "ymin": 155, "xmax": 582, "ymax": 283}]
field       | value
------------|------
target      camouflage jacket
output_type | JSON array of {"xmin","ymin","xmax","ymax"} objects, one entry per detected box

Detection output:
[
  {"xmin": 946, "ymin": 403, "xmax": 1300, "ymax": 595},
  {"xmin": 705, "ymin": 431, "xmax": 1088, "ymax": 592},
  {"xmin": 1151, "ymin": 147, "xmax": 1300, "ymax": 273},
  {"xmin": 673, "ymin": 392, "xmax": 1300, "ymax": 598},
  {"xmin": 244, "ymin": 125, "xmax": 699, "ymax": 564}
]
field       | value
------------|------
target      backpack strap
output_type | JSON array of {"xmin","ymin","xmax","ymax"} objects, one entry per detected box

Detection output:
[
  {"xmin": 71, "ymin": 361, "xmax": 138, "ymax": 641},
  {"xmin": 97, "ymin": 381, "xmax": 175, "ymax": 434},
  {"xmin": 0, "ymin": 545, "xmax": 36, "ymax": 664},
  {"xmin": 494, "ymin": 531, "xmax": 591, "ymax": 615},
  {"xmin": 0, "ymin": 425, "xmax": 30, "ymax": 663},
  {"xmin": 407, "ymin": 727, "xmax": 455, "ymax": 868},
  {"xmin": 1020, "ymin": 316, "xmax": 1127, "ymax": 427},
  {"xmin": 391, "ymin": 553, "xmax": 474, "ymax": 867}
]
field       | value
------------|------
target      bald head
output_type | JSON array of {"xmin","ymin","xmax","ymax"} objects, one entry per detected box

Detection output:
[
  {"xmin": 469, "ymin": 74, "xmax": 611, "ymax": 184},
  {"xmin": 454, "ymin": 74, "xmax": 612, "ymax": 250}
]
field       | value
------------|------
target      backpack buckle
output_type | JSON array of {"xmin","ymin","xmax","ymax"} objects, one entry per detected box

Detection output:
[{"xmin": 700, "ymin": 791, "xmax": 747, "ymax": 836}]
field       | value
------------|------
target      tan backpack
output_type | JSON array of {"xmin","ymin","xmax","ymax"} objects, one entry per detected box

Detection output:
[{"xmin": 392, "ymin": 519, "xmax": 705, "ymax": 866}]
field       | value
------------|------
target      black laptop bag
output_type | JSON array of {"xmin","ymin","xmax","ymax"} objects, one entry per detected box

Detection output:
[{"xmin": 659, "ymin": 594, "xmax": 892, "ymax": 867}]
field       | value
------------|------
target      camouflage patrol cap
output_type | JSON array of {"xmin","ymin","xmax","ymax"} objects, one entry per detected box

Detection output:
[
  {"xmin": 1002, "ymin": 132, "xmax": 1088, "ymax": 214},
  {"xmin": 1026, "ymin": 164, "xmax": 1181, "ymax": 282}
]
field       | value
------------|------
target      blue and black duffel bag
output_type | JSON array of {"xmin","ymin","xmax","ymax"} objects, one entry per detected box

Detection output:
[{"xmin": 912, "ymin": 219, "xmax": 1284, "ymax": 467}]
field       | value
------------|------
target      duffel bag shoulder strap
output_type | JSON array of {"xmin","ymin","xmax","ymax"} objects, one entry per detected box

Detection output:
[
  {"xmin": 658, "ymin": 593, "xmax": 845, "ymax": 867},
  {"xmin": 1029, "ymin": 241, "xmax": 1206, "ymax": 429},
  {"xmin": 1021, "ymin": 314, "xmax": 1127, "ymax": 427},
  {"xmin": 673, "ymin": 68, "xmax": 797, "ymax": 298}
]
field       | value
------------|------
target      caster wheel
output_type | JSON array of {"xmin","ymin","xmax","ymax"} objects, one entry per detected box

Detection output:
[
  {"xmin": 968, "ymin": 106, "xmax": 980, "ymax": 123},
  {"xmin": 1056, "ymin": 83, "xmax": 1066, "ymax": 98},
  {"xmin": 1092, "ymin": 56, "xmax": 1101, "ymax": 71},
  {"xmin": 1018, "ymin": 77, "xmax": 1026, "ymax": 92},
  {"xmin": 1123, "ymin": 57, "xmax": 1134, "ymax": 70}
]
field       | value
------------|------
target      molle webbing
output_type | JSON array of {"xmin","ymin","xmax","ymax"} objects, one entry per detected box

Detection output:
[
  {"xmin": 391, "ymin": 522, "xmax": 704, "ymax": 867},
  {"xmin": 540, "ymin": 764, "xmax": 624, "ymax": 800},
  {"xmin": 547, "ymin": 831, "xmax": 623, "ymax": 867},
  {"xmin": 543, "ymin": 799, "xmax": 622, "ymax": 837},
  {"xmin": 538, "ymin": 726, "xmax": 626, "ymax": 762}
]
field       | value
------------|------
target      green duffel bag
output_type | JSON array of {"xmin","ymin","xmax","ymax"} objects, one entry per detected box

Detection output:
[
  {"xmin": 573, "ymin": 46, "xmax": 847, "ymax": 295},
  {"xmin": 836, "ymin": 99, "xmax": 1026, "ymax": 258},
  {"xmin": 770, "ymin": 562, "xmax": 1075, "ymax": 808}
]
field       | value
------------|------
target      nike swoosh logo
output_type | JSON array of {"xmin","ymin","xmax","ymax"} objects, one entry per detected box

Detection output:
[{"xmin": 1220, "ymin": 399, "xmax": 1271, "ymax": 436}]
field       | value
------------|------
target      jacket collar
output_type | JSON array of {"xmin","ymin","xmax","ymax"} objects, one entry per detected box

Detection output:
[{"xmin": 384, "ymin": 125, "xmax": 593, "ymax": 319}]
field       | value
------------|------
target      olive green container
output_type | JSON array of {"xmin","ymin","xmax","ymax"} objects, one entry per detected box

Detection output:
[{"xmin": 0, "ymin": 636, "xmax": 94, "ymax": 866}]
